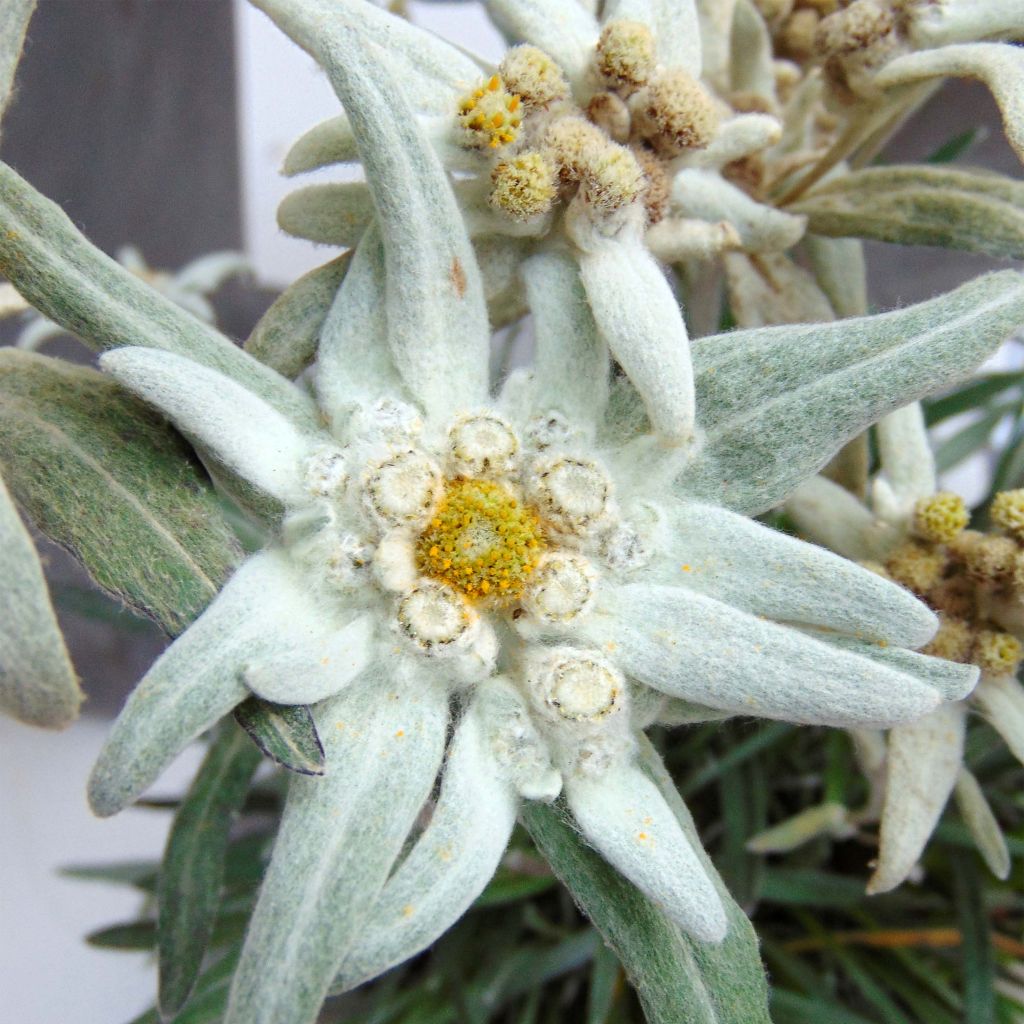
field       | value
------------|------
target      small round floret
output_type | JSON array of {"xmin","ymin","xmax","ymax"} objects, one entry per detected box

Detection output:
[
  {"xmin": 489, "ymin": 152, "xmax": 558, "ymax": 221},
  {"xmin": 364, "ymin": 450, "xmax": 442, "ymax": 527},
  {"xmin": 595, "ymin": 20, "xmax": 656, "ymax": 89},
  {"xmin": 522, "ymin": 552, "xmax": 597, "ymax": 623},
  {"xmin": 529, "ymin": 648, "xmax": 623, "ymax": 724},
  {"xmin": 458, "ymin": 74, "xmax": 523, "ymax": 150},
  {"xmin": 884, "ymin": 540, "xmax": 945, "ymax": 594},
  {"xmin": 913, "ymin": 492, "xmax": 968, "ymax": 544},
  {"xmin": 498, "ymin": 45, "xmax": 569, "ymax": 107},
  {"xmin": 630, "ymin": 69, "xmax": 719, "ymax": 156},
  {"xmin": 397, "ymin": 581, "xmax": 476, "ymax": 650},
  {"xmin": 991, "ymin": 489, "xmax": 1024, "ymax": 539},
  {"xmin": 528, "ymin": 456, "xmax": 612, "ymax": 535},
  {"xmin": 973, "ymin": 629, "xmax": 1023, "ymax": 677}
]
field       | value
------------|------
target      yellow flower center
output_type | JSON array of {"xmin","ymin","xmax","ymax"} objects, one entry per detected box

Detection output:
[{"xmin": 416, "ymin": 478, "xmax": 546, "ymax": 601}]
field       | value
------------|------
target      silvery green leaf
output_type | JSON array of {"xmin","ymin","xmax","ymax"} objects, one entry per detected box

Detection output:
[
  {"xmin": 656, "ymin": 501, "xmax": 936, "ymax": 647},
  {"xmin": 316, "ymin": 223, "xmax": 406, "ymax": 434},
  {"xmin": 283, "ymin": 114, "xmax": 357, "ymax": 176},
  {"xmin": 955, "ymin": 767, "xmax": 1011, "ymax": 880},
  {"xmin": 0, "ymin": 474, "xmax": 81, "ymax": 728},
  {"xmin": 693, "ymin": 112, "xmax": 781, "ymax": 170},
  {"xmin": 974, "ymin": 673, "xmax": 1024, "ymax": 764},
  {"xmin": 0, "ymin": 0, "xmax": 33, "ymax": 126},
  {"xmin": 902, "ymin": 0, "xmax": 1024, "ymax": 49},
  {"xmin": 586, "ymin": 583, "xmax": 944, "ymax": 727},
  {"xmin": 241, "ymin": 614, "xmax": 375, "ymax": 705},
  {"xmin": 234, "ymin": 698, "xmax": 325, "ymax": 776},
  {"xmin": 245, "ymin": 252, "xmax": 351, "ymax": 379},
  {"xmin": 790, "ymin": 165, "xmax": 1024, "ymax": 259},
  {"xmin": 476, "ymin": 234, "xmax": 530, "ymax": 327},
  {"xmin": 0, "ymin": 161, "xmax": 317, "ymax": 429},
  {"xmin": 668, "ymin": 169, "xmax": 806, "ymax": 253},
  {"xmin": 746, "ymin": 803, "xmax": 852, "ymax": 855},
  {"xmin": 785, "ymin": 475, "xmax": 898, "ymax": 562},
  {"xmin": 574, "ymin": 222, "xmax": 695, "ymax": 444},
  {"xmin": 88, "ymin": 549, "xmax": 344, "ymax": 817},
  {"xmin": 874, "ymin": 44, "xmax": 1024, "ymax": 164},
  {"xmin": 157, "ymin": 724, "xmax": 261, "ymax": 1018},
  {"xmin": 723, "ymin": 252, "xmax": 834, "ymax": 328},
  {"xmin": 804, "ymin": 235, "xmax": 867, "ymax": 318},
  {"xmin": 250, "ymin": 0, "xmax": 480, "ymax": 111},
  {"xmin": 318, "ymin": 28, "xmax": 490, "ymax": 419},
  {"xmin": 683, "ymin": 270, "xmax": 1024, "ymax": 514},
  {"xmin": 601, "ymin": 0, "xmax": 701, "ymax": 74},
  {"xmin": 565, "ymin": 760, "xmax": 727, "ymax": 942},
  {"xmin": 277, "ymin": 182, "xmax": 374, "ymax": 247},
  {"xmin": 224, "ymin": 673, "xmax": 448, "ymax": 1024},
  {"xmin": 522, "ymin": 249, "xmax": 609, "ymax": 431},
  {"xmin": 694, "ymin": 0, "xmax": 737, "ymax": 92},
  {"xmin": 331, "ymin": 697, "xmax": 518, "ymax": 993},
  {"xmin": 101, "ymin": 347, "xmax": 323, "ymax": 508},
  {"xmin": 0, "ymin": 349, "xmax": 240, "ymax": 636},
  {"xmin": 867, "ymin": 703, "xmax": 966, "ymax": 894},
  {"xmin": 483, "ymin": 0, "xmax": 598, "ymax": 88},
  {"xmin": 173, "ymin": 251, "xmax": 250, "ymax": 295}
]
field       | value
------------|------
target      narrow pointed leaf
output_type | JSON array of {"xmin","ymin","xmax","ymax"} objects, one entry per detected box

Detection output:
[
  {"xmin": 234, "ymin": 698, "xmax": 325, "ymax": 777},
  {"xmin": 955, "ymin": 768, "xmax": 1011, "ymax": 880},
  {"xmin": 790, "ymin": 166, "xmax": 1024, "ymax": 259},
  {"xmin": 0, "ymin": 474, "xmax": 81, "ymax": 728},
  {"xmin": 277, "ymin": 182, "xmax": 374, "ymax": 247},
  {"xmin": 0, "ymin": 0, "xmax": 34, "ymax": 125},
  {"xmin": 683, "ymin": 270, "xmax": 1024, "ymax": 514},
  {"xmin": 0, "ymin": 162, "xmax": 317, "ymax": 428},
  {"xmin": 158, "ymin": 724, "xmax": 262, "ymax": 1018},
  {"xmin": 283, "ymin": 115, "xmax": 357, "ymax": 176},
  {"xmin": 0, "ymin": 349, "xmax": 240, "ymax": 636},
  {"xmin": 244, "ymin": 252, "xmax": 351, "ymax": 379}
]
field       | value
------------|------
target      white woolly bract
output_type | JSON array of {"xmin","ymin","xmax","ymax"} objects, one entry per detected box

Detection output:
[
  {"xmin": 974, "ymin": 674, "xmax": 1024, "ymax": 765},
  {"xmin": 242, "ymin": 615, "xmax": 376, "ymax": 705},
  {"xmin": 331, "ymin": 701, "xmax": 518, "ymax": 994},
  {"xmin": 785, "ymin": 475, "xmax": 897, "ymax": 563},
  {"xmin": 249, "ymin": 0, "xmax": 478, "ymax": 112},
  {"xmin": 573, "ymin": 224, "xmax": 695, "ymax": 445},
  {"xmin": 522, "ymin": 250, "xmax": 609, "ymax": 434},
  {"xmin": 316, "ymin": 225, "xmax": 405, "ymax": 437},
  {"xmin": 902, "ymin": 0, "xmax": 1024, "ymax": 50},
  {"xmin": 875, "ymin": 44, "xmax": 1024, "ymax": 164},
  {"xmin": 669, "ymin": 169, "xmax": 806, "ymax": 253},
  {"xmin": 225, "ymin": 673, "xmax": 448, "ymax": 1024},
  {"xmin": 955, "ymin": 768, "xmax": 1011, "ymax": 880},
  {"xmin": 88, "ymin": 550, "xmax": 341, "ymax": 817},
  {"xmin": 875, "ymin": 404, "xmax": 937, "ymax": 512},
  {"xmin": 565, "ymin": 761, "xmax": 728, "ymax": 942},
  {"xmin": 868, "ymin": 703, "xmax": 966, "ymax": 894},
  {"xmin": 657, "ymin": 501, "xmax": 937, "ymax": 648},
  {"xmin": 317, "ymin": 29, "xmax": 490, "ymax": 422},
  {"xmin": 483, "ymin": 0, "xmax": 599, "ymax": 89},
  {"xmin": 100, "ymin": 347, "xmax": 318, "ymax": 507},
  {"xmin": 586, "ymin": 584, "xmax": 944, "ymax": 727}
]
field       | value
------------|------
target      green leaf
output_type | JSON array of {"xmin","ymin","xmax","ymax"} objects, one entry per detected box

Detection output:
[
  {"xmin": 789, "ymin": 166, "xmax": 1024, "ymax": 259},
  {"xmin": 926, "ymin": 128, "xmax": 980, "ymax": 164},
  {"xmin": 934, "ymin": 402, "xmax": 1015, "ymax": 473},
  {"xmin": 0, "ymin": 349, "xmax": 241, "ymax": 635},
  {"xmin": 244, "ymin": 252, "xmax": 351, "ymax": 378},
  {"xmin": 473, "ymin": 868, "xmax": 557, "ymax": 908},
  {"xmin": 923, "ymin": 373, "xmax": 1024, "ymax": 425},
  {"xmin": 0, "ymin": 160, "xmax": 317, "ymax": 429},
  {"xmin": 158, "ymin": 724, "xmax": 262, "ymax": 1018},
  {"xmin": 586, "ymin": 942, "xmax": 621, "ymax": 1024},
  {"xmin": 686, "ymin": 271, "xmax": 1024, "ymax": 514},
  {"xmin": 234, "ymin": 697, "xmax": 325, "ymax": 777},
  {"xmin": 522, "ymin": 739, "xmax": 772, "ymax": 1024},
  {"xmin": 0, "ymin": 0, "xmax": 34, "ymax": 126},
  {"xmin": 952, "ymin": 850, "xmax": 996, "ymax": 1024},
  {"xmin": 0, "ymin": 474, "xmax": 81, "ymax": 727}
]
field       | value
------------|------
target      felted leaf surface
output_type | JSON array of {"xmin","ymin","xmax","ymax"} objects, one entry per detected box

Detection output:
[
  {"xmin": 0, "ymin": 161, "xmax": 317, "ymax": 429},
  {"xmin": 682, "ymin": 270, "xmax": 1024, "ymax": 514},
  {"xmin": 790, "ymin": 165, "xmax": 1024, "ymax": 259},
  {"xmin": 277, "ymin": 182, "xmax": 374, "ymax": 247},
  {"xmin": 0, "ymin": 473, "xmax": 81, "ymax": 728},
  {"xmin": 0, "ymin": 0, "xmax": 33, "ymax": 125},
  {"xmin": 282, "ymin": 114, "xmax": 357, "ymax": 176},
  {"xmin": 244, "ymin": 252, "xmax": 351, "ymax": 379},
  {"xmin": 0, "ymin": 349, "xmax": 241, "ymax": 636},
  {"xmin": 234, "ymin": 698, "xmax": 326, "ymax": 776},
  {"xmin": 158, "ymin": 724, "xmax": 262, "ymax": 1017}
]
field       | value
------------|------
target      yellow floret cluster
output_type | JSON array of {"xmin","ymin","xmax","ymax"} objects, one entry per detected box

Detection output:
[
  {"xmin": 990, "ymin": 489, "xmax": 1024, "ymax": 539},
  {"xmin": 458, "ymin": 75, "xmax": 523, "ymax": 150},
  {"xmin": 489, "ymin": 152, "xmax": 558, "ymax": 220},
  {"xmin": 416, "ymin": 478, "xmax": 547, "ymax": 601},
  {"xmin": 912, "ymin": 492, "xmax": 969, "ymax": 544}
]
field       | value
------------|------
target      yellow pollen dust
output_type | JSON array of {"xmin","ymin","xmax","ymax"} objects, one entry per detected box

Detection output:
[
  {"xmin": 458, "ymin": 75, "xmax": 523, "ymax": 149},
  {"xmin": 415, "ymin": 478, "xmax": 546, "ymax": 601}
]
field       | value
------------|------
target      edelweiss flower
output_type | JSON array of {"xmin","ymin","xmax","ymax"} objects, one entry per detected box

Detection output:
[
  {"xmin": 786, "ymin": 403, "xmax": 1024, "ymax": 892},
  {"xmin": 81, "ymin": 19, "xmax": 1024, "ymax": 1024}
]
